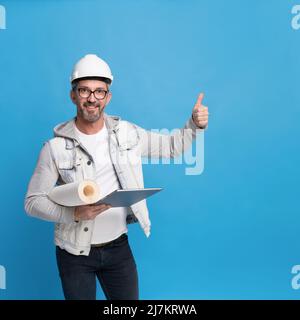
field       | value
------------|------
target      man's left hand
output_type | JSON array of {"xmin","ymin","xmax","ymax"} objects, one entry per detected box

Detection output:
[{"xmin": 192, "ymin": 93, "xmax": 209, "ymax": 129}]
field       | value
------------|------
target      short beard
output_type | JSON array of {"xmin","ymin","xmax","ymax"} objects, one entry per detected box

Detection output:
[{"xmin": 79, "ymin": 102, "xmax": 103, "ymax": 122}]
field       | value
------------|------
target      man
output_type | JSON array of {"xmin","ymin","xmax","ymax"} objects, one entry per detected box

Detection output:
[{"xmin": 24, "ymin": 54, "xmax": 209, "ymax": 300}]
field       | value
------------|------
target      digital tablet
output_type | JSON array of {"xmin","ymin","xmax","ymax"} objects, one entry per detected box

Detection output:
[{"xmin": 92, "ymin": 188, "xmax": 163, "ymax": 207}]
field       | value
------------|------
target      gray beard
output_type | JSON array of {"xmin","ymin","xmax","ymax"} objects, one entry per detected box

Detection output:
[{"xmin": 79, "ymin": 105, "xmax": 103, "ymax": 122}]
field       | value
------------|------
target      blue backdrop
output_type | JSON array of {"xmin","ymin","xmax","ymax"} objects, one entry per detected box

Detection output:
[{"xmin": 0, "ymin": 0, "xmax": 299, "ymax": 299}]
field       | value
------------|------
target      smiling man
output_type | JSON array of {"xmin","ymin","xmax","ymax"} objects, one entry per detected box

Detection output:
[
  {"xmin": 74, "ymin": 81, "xmax": 109, "ymax": 124},
  {"xmin": 24, "ymin": 54, "xmax": 209, "ymax": 300}
]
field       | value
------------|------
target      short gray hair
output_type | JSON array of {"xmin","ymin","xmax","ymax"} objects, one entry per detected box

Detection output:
[{"xmin": 71, "ymin": 77, "xmax": 111, "ymax": 91}]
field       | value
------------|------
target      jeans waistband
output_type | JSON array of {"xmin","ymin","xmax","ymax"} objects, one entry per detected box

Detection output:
[{"xmin": 90, "ymin": 233, "xmax": 127, "ymax": 248}]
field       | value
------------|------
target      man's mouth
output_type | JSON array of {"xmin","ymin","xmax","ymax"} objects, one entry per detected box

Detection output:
[{"xmin": 85, "ymin": 105, "xmax": 99, "ymax": 111}]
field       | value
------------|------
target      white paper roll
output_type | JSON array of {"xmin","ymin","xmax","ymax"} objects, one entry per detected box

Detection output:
[{"xmin": 48, "ymin": 180, "xmax": 101, "ymax": 206}]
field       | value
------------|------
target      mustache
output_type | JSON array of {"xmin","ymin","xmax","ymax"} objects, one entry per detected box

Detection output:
[{"xmin": 83, "ymin": 102, "xmax": 101, "ymax": 108}]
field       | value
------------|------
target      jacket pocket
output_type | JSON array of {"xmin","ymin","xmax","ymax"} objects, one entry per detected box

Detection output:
[
  {"xmin": 57, "ymin": 160, "xmax": 76, "ymax": 183},
  {"xmin": 118, "ymin": 138, "xmax": 139, "ymax": 152}
]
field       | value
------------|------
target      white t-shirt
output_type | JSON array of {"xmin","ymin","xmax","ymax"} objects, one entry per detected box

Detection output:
[{"xmin": 74, "ymin": 123, "xmax": 128, "ymax": 244}]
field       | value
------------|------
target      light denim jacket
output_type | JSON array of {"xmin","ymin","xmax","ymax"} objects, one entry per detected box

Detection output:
[{"xmin": 24, "ymin": 113, "xmax": 202, "ymax": 255}]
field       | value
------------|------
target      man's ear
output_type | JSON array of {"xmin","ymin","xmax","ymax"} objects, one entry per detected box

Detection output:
[
  {"xmin": 105, "ymin": 91, "xmax": 112, "ymax": 106},
  {"xmin": 70, "ymin": 90, "xmax": 76, "ymax": 104}
]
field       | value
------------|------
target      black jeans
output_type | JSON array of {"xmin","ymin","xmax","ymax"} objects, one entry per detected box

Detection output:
[{"xmin": 56, "ymin": 233, "xmax": 139, "ymax": 300}]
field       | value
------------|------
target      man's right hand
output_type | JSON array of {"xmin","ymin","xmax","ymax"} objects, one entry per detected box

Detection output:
[{"xmin": 74, "ymin": 204, "xmax": 112, "ymax": 222}]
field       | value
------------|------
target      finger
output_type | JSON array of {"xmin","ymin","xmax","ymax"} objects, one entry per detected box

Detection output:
[
  {"xmin": 92, "ymin": 207, "xmax": 111, "ymax": 217},
  {"xmin": 195, "ymin": 109, "xmax": 209, "ymax": 115},
  {"xmin": 194, "ymin": 109, "xmax": 209, "ymax": 115},
  {"xmin": 194, "ymin": 112, "xmax": 209, "ymax": 118},
  {"xmin": 90, "ymin": 205, "xmax": 104, "ymax": 211},
  {"xmin": 96, "ymin": 205, "xmax": 112, "ymax": 215},
  {"xmin": 91, "ymin": 204, "xmax": 111, "ymax": 212},
  {"xmin": 197, "ymin": 119, "xmax": 208, "ymax": 124},
  {"xmin": 196, "ymin": 114, "xmax": 209, "ymax": 118},
  {"xmin": 195, "ymin": 118, "xmax": 208, "ymax": 122},
  {"xmin": 197, "ymin": 122, "xmax": 208, "ymax": 128},
  {"xmin": 195, "ymin": 118, "xmax": 208, "ymax": 123},
  {"xmin": 194, "ymin": 93, "xmax": 204, "ymax": 110},
  {"xmin": 193, "ymin": 105, "xmax": 208, "ymax": 115},
  {"xmin": 195, "ymin": 113, "xmax": 208, "ymax": 119},
  {"xmin": 94, "ymin": 203, "xmax": 111, "ymax": 208}
]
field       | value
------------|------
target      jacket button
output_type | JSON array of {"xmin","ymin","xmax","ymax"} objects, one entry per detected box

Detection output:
[
  {"xmin": 84, "ymin": 227, "xmax": 88, "ymax": 232},
  {"xmin": 80, "ymin": 250, "xmax": 84, "ymax": 254},
  {"xmin": 87, "ymin": 160, "xmax": 92, "ymax": 165}
]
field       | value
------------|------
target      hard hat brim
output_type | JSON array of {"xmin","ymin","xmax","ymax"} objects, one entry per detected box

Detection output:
[{"xmin": 71, "ymin": 76, "xmax": 112, "ymax": 85}]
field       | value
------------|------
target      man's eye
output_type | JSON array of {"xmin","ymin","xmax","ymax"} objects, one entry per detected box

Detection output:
[
  {"xmin": 96, "ymin": 90, "xmax": 104, "ymax": 94},
  {"xmin": 80, "ymin": 88, "xmax": 88, "ymax": 93}
]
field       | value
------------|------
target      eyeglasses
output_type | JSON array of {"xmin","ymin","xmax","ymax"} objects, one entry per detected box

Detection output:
[{"xmin": 77, "ymin": 87, "xmax": 109, "ymax": 100}]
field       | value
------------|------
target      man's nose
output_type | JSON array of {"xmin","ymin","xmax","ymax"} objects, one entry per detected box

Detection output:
[{"xmin": 88, "ymin": 92, "xmax": 96, "ymax": 102}]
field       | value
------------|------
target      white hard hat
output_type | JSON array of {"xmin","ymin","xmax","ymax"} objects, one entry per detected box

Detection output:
[{"xmin": 70, "ymin": 54, "xmax": 113, "ymax": 84}]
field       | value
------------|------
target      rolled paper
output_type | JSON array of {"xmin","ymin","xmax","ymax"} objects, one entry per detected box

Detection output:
[{"xmin": 48, "ymin": 180, "xmax": 101, "ymax": 206}]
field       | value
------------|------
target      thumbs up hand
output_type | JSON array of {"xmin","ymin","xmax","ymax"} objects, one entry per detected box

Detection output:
[{"xmin": 192, "ymin": 93, "xmax": 209, "ymax": 129}]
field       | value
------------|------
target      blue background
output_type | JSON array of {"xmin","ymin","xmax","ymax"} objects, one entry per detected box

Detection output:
[{"xmin": 0, "ymin": 0, "xmax": 299, "ymax": 299}]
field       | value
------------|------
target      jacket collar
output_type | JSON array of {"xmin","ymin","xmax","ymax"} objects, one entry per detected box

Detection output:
[{"xmin": 53, "ymin": 113, "xmax": 121, "ymax": 143}]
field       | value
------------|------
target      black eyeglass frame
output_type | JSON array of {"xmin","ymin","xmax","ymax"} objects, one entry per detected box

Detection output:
[{"xmin": 77, "ymin": 87, "xmax": 109, "ymax": 100}]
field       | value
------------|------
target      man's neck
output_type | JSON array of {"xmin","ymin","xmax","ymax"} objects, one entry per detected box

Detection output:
[{"xmin": 75, "ymin": 116, "xmax": 105, "ymax": 135}]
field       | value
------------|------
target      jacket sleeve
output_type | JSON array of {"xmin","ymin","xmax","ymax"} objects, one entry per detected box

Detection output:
[
  {"xmin": 135, "ymin": 116, "xmax": 205, "ymax": 158},
  {"xmin": 24, "ymin": 141, "xmax": 75, "ymax": 224}
]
